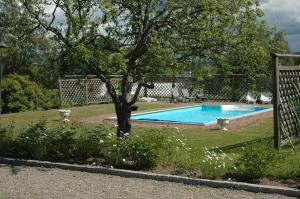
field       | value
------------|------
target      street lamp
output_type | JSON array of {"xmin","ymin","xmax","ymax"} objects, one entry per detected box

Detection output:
[{"xmin": 0, "ymin": 41, "xmax": 9, "ymax": 126}]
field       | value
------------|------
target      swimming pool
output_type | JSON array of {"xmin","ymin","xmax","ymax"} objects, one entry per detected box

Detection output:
[{"xmin": 131, "ymin": 105, "xmax": 272, "ymax": 125}]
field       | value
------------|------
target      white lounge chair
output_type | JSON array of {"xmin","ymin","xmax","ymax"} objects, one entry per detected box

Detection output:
[
  {"xmin": 171, "ymin": 88, "xmax": 182, "ymax": 102},
  {"xmin": 181, "ymin": 88, "xmax": 196, "ymax": 102},
  {"xmin": 196, "ymin": 89, "xmax": 208, "ymax": 102},
  {"xmin": 260, "ymin": 92, "xmax": 272, "ymax": 104},
  {"xmin": 139, "ymin": 97, "xmax": 157, "ymax": 102},
  {"xmin": 245, "ymin": 92, "xmax": 257, "ymax": 104}
]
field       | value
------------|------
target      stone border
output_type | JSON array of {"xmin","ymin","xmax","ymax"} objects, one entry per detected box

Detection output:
[{"xmin": 0, "ymin": 157, "xmax": 299, "ymax": 197}]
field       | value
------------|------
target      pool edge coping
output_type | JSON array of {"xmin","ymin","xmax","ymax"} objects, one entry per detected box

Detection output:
[{"xmin": 108, "ymin": 104, "xmax": 273, "ymax": 126}]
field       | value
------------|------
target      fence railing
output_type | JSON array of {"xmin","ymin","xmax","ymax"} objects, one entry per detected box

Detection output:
[
  {"xmin": 272, "ymin": 53, "xmax": 300, "ymax": 149},
  {"xmin": 59, "ymin": 74, "xmax": 272, "ymax": 106}
]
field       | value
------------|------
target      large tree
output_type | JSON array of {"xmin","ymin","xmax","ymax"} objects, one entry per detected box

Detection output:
[
  {"xmin": 0, "ymin": 0, "xmax": 59, "ymax": 88},
  {"xmin": 20, "ymin": 0, "xmax": 267, "ymax": 137}
]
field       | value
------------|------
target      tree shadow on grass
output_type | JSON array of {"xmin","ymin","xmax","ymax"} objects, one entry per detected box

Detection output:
[{"xmin": 217, "ymin": 136, "xmax": 273, "ymax": 153}]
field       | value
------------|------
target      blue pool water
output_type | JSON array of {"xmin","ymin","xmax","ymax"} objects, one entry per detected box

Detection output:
[{"xmin": 131, "ymin": 105, "xmax": 271, "ymax": 125}]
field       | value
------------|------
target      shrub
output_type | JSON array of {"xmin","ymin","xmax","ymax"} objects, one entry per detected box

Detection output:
[
  {"xmin": 106, "ymin": 135, "xmax": 158, "ymax": 170},
  {"xmin": 43, "ymin": 89, "xmax": 60, "ymax": 109},
  {"xmin": 200, "ymin": 146, "xmax": 235, "ymax": 179},
  {"xmin": 2, "ymin": 74, "xmax": 48, "ymax": 113},
  {"xmin": 233, "ymin": 145, "xmax": 277, "ymax": 182},
  {"xmin": 49, "ymin": 123, "xmax": 77, "ymax": 160},
  {"xmin": 75, "ymin": 125, "xmax": 113, "ymax": 160},
  {"xmin": 15, "ymin": 121, "xmax": 52, "ymax": 159},
  {"xmin": 137, "ymin": 129, "xmax": 176, "ymax": 160},
  {"xmin": 0, "ymin": 128, "xmax": 13, "ymax": 156}
]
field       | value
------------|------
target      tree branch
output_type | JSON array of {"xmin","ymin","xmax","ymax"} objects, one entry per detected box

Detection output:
[{"xmin": 129, "ymin": 82, "xmax": 154, "ymax": 105}]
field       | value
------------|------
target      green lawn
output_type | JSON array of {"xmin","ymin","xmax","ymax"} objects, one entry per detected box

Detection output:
[
  {"xmin": 1, "ymin": 102, "xmax": 299, "ymax": 182},
  {"xmin": 1, "ymin": 102, "xmax": 180, "ymax": 129}
]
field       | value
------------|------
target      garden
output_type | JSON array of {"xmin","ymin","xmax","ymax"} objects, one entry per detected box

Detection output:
[
  {"xmin": 1, "ymin": 0, "xmax": 300, "ymax": 193},
  {"xmin": 0, "ymin": 102, "xmax": 299, "ymax": 187}
]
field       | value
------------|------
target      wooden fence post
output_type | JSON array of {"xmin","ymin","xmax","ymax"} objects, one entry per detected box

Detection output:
[
  {"xmin": 59, "ymin": 77, "xmax": 63, "ymax": 109},
  {"xmin": 272, "ymin": 53, "xmax": 280, "ymax": 149},
  {"xmin": 85, "ymin": 76, "xmax": 88, "ymax": 104}
]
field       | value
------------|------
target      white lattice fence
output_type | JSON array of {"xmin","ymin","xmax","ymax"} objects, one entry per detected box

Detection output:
[
  {"xmin": 87, "ymin": 79, "xmax": 110, "ymax": 103},
  {"xmin": 59, "ymin": 74, "xmax": 272, "ymax": 106},
  {"xmin": 59, "ymin": 79, "xmax": 86, "ymax": 105},
  {"xmin": 59, "ymin": 77, "xmax": 119, "ymax": 106}
]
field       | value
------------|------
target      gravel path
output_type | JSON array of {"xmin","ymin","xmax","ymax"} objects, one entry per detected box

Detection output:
[{"xmin": 0, "ymin": 164, "xmax": 296, "ymax": 199}]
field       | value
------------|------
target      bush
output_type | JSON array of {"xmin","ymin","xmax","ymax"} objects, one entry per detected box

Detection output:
[
  {"xmin": 43, "ymin": 89, "xmax": 60, "ymax": 109},
  {"xmin": 0, "ymin": 122, "xmax": 192, "ymax": 171},
  {"xmin": 13, "ymin": 121, "xmax": 77, "ymax": 160},
  {"xmin": 200, "ymin": 146, "xmax": 235, "ymax": 179},
  {"xmin": 48, "ymin": 123, "xmax": 77, "ymax": 160},
  {"xmin": 75, "ymin": 125, "xmax": 113, "ymax": 160},
  {"xmin": 2, "ymin": 74, "xmax": 48, "ymax": 113},
  {"xmin": 233, "ymin": 145, "xmax": 277, "ymax": 182},
  {"xmin": 0, "ymin": 128, "xmax": 13, "ymax": 156},
  {"xmin": 106, "ymin": 135, "xmax": 158, "ymax": 170},
  {"xmin": 15, "ymin": 121, "xmax": 52, "ymax": 159}
]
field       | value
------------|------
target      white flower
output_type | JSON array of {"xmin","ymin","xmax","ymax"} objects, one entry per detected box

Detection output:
[
  {"xmin": 122, "ymin": 159, "xmax": 126, "ymax": 162},
  {"xmin": 92, "ymin": 162, "xmax": 96, "ymax": 165},
  {"xmin": 99, "ymin": 139, "xmax": 104, "ymax": 143},
  {"xmin": 113, "ymin": 144, "xmax": 117, "ymax": 147}
]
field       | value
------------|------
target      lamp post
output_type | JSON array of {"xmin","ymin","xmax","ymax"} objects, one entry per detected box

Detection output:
[{"xmin": 0, "ymin": 41, "xmax": 9, "ymax": 126}]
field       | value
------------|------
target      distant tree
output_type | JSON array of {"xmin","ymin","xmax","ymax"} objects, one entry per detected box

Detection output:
[
  {"xmin": 2, "ymin": 74, "xmax": 48, "ymax": 113},
  {"xmin": 272, "ymin": 32, "xmax": 295, "ymax": 66},
  {"xmin": 0, "ymin": 0, "xmax": 59, "ymax": 87},
  {"xmin": 20, "ymin": 0, "xmax": 273, "ymax": 137}
]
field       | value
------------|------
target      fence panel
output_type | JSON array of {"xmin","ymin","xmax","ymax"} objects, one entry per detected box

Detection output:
[
  {"xmin": 272, "ymin": 53, "xmax": 300, "ymax": 149},
  {"xmin": 59, "ymin": 74, "xmax": 272, "ymax": 105}
]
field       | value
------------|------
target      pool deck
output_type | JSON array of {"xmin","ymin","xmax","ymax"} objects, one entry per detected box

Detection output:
[{"xmin": 76, "ymin": 101, "xmax": 273, "ymax": 130}]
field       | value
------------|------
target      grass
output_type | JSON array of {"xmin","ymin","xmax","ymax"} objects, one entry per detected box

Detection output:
[
  {"xmin": 1, "ymin": 101, "xmax": 299, "ymax": 182},
  {"xmin": 1, "ymin": 102, "xmax": 179, "ymax": 130}
]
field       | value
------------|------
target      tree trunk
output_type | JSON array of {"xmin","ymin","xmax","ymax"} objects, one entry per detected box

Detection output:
[{"xmin": 115, "ymin": 103, "xmax": 132, "ymax": 138}]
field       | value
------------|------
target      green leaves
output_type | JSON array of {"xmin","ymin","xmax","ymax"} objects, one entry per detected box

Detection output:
[{"xmin": 2, "ymin": 74, "xmax": 41, "ymax": 113}]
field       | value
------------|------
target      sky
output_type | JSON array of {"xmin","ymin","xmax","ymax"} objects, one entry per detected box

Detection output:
[
  {"xmin": 46, "ymin": 0, "xmax": 300, "ymax": 52},
  {"xmin": 260, "ymin": 0, "xmax": 300, "ymax": 52}
]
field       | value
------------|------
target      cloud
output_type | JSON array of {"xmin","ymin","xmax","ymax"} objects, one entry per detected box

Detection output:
[{"xmin": 260, "ymin": 0, "xmax": 300, "ymax": 52}]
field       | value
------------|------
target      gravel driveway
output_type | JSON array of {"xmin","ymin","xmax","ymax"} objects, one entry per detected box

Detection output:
[{"xmin": 0, "ymin": 164, "xmax": 296, "ymax": 199}]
